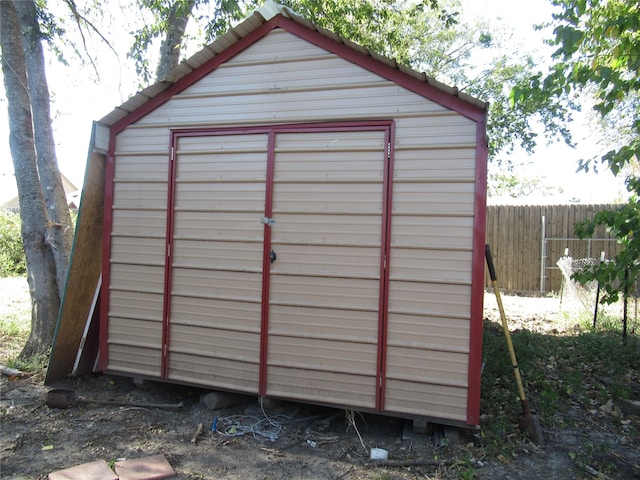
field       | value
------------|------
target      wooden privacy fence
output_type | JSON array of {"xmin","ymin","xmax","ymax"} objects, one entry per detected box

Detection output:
[{"xmin": 484, "ymin": 204, "xmax": 623, "ymax": 294}]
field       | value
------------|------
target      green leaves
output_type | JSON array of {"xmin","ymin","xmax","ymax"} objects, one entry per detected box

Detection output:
[
  {"xmin": 0, "ymin": 211, "xmax": 26, "ymax": 278},
  {"xmin": 553, "ymin": 24, "xmax": 584, "ymax": 58},
  {"xmin": 514, "ymin": 0, "xmax": 640, "ymax": 305},
  {"xmin": 574, "ymin": 197, "xmax": 640, "ymax": 304}
]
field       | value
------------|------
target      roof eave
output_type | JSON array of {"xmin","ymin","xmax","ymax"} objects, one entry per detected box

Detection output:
[{"xmin": 101, "ymin": 4, "xmax": 487, "ymax": 132}]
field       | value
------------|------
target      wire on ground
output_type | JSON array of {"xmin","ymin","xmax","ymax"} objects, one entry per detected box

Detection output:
[{"xmin": 212, "ymin": 397, "xmax": 292, "ymax": 442}]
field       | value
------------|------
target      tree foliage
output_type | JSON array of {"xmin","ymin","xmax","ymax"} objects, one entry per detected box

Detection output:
[
  {"xmin": 0, "ymin": 210, "xmax": 26, "ymax": 277},
  {"xmin": 125, "ymin": 0, "xmax": 574, "ymax": 168},
  {"xmin": 513, "ymin": 0, "xmax": 639, "ymax": 303},
  {"xmin": 129, "ymin": 0, "xmax": 250, "ymax": 83},
  {"xmin": 280, "ymin": 0, "xmax": 574, "ymax": 163}
]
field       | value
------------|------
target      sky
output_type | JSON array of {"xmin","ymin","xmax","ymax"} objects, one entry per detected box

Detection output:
[
  {"xmin": 0, "ymin": 0, "xmax": 630, "ymax": 204},
  {"xmin": 459, "ymin": 0, "xmax": 628, "ymax": 204}
]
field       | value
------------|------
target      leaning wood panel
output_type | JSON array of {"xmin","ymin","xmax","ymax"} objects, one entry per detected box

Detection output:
[{"xmin": 46, "ymin": 150, "xmax": 105, "ymax": 384}]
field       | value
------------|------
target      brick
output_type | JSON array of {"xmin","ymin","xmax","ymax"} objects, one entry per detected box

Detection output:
[
  {"xmin": 114, "ymin": 454, "xmax": 176, "ymax": 480},
  {"xmin": 48, "ymin": 459, "xmax": 118, "ymax": 480}
]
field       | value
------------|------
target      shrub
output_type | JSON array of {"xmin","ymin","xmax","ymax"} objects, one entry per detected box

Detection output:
[{"xmin": 0, "ymin": 210, "xmax": 26, "ymax": 277}]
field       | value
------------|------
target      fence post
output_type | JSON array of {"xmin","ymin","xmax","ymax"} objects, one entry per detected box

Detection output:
[{"xmin": 540, "ymin": 215, "xmax": 546, "ymax": 294}]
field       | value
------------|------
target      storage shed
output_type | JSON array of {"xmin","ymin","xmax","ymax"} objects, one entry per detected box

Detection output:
[{"xmin": 50, "ymin": 2, "xmax": 488, "ymax": 428}]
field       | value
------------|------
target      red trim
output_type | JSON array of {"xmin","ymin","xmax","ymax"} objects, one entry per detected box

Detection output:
[
  {"xmin": 110, "ymin": 19, "xmax": 280, "ymax": 136},
  {"xmin": 160, "ymin": 134, "xmax": 179, "ymax": 379},
  {"xmin": 273, "ymin": 16, "xmax": 486, "ymax": 123},
  {"xmin": 98, "ymin": 140, "xmax": 116, "ymax": 371},
  {"xmin": 170, "ymin": 120, "xmax": 396, "ymax": 137},
  {"xmin": 169, "ymin": 121, "xmax": 394, "ymax": 398},
  {"xmin": 466, "ymin": 120, "xmax": 488, "ymax": 425},
  {"xmin": 259, "ymin": 130, "xmax": 276, "ymax": 395},
  {"xmin": 109, "ymin": 15, "xmax": 486, "ymax": 137},
  {"xmin": 375, "ymin": 123, "xmax": 395, "ymax": 411}
]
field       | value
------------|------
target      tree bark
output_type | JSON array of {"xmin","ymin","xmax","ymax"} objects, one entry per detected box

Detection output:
[
  {"xmin": 0, "ymin": 1, "xmax": 60, "ymax": 359},
  {"xmin": 13, "ymin": 0, "xmax": 73, "ymax": 297},
  {"xmin": 156, "ymin": 0, "xmax": 197, "ymax": 81}
]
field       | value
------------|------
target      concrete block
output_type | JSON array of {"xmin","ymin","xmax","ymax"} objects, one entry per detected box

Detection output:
[
  {"xmin": 201, "ymin": 391, "xmax": 248, "ymax": 410},
  {"xmin": 260, "ymin": 396, "xmax": 281, "ymax": 411},
  {"xmin": 412, "ymin": 418, "xmax": 428, "ymax": 434}
]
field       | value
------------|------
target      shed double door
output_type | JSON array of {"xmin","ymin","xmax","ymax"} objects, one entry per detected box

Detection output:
[{"xmin": 165, "ymin": 123, "xmax": 393, "ymax": 410}]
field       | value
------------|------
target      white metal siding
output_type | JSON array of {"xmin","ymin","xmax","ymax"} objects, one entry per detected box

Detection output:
[
  {"xmin": 166, "ymin": 134, "xmax": 268, "ymax": 389},
  {"xmin": 266, "ymin": 129, "xmax": 386, "ymax": 409},
  {"xmin": 386, "ymin": 115, "xmax": 476, "ymax": 420},
  {"xmin": 108, "ymin": 27, "xmax": 480, "ymax": 423},
  {"xmin": 107, "ymin": 142, "xmax": 168, "ymax": 377}
]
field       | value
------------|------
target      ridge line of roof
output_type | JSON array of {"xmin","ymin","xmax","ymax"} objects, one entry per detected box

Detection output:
[{"xmin": 99, "ymin": 2, "xmax": 487, "ymax": 127}]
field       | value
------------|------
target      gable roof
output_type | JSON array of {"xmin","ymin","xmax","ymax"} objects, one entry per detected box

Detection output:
[
  {"xmin": 99, "ymin": 1, "xmax": 487, "ymax": 134},
  {"xmin": 1, "ymin": 171, "xmax": 79, "ymax": 209}
]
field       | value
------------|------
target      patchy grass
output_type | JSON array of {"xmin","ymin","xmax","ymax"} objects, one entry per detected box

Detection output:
[
  {"xmin": 0, "ymin": 276, "xmax": 31, "ymax": 367},
  {"xmin": 480, "ymin": 315, "xmax": 640, "ymax": 476},
  {"xmin": 0, "ymin": 311, "xmax": 30, "ymax": 361}
]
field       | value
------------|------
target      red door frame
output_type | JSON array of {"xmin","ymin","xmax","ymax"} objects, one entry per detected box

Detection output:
[{"xmin": 164, "ymin": 121, "xmax": 394, "ymax": 408}]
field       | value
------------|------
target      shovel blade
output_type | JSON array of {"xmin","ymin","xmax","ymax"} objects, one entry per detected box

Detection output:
[{"xmin": 519, "ymin": 411, "xmax": 544, "ymax": 445}]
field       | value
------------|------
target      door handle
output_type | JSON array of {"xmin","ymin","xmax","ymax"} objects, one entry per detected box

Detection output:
[{"xmin": 270, "ymin": 249, "xmax": 277, "ymax": 264}]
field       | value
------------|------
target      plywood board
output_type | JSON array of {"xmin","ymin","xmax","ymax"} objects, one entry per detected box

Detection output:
[{"xmin": 45, "ymin": 147, "xmax": 105, "ymax": 384}]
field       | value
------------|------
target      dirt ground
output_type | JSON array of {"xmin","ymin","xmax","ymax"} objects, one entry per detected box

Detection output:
[{"xmin": 1, "ymin": 278, "xmax": 639, "ymax": 479}]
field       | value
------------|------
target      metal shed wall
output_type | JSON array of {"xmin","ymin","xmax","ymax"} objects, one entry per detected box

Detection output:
[{"xmin": 103, "ymin": 26, "xmax": 485, "ymax": 425}]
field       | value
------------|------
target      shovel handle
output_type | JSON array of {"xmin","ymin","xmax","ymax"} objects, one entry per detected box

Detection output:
[{"xmin": 485, "ymin": 244, "xmax": 497, "ymax": 282}]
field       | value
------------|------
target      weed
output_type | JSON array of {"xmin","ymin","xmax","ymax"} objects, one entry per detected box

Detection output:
[
  {"xmin": 480, "ymin": 315, "xmax": 640, "ymax": 459},
  {"xmin": 371, "ymin": 473, "xmax": 392, "ymax": 480},
  {"xmin": 7, "ymin": 351, "xmax": 48, "ymax": 372},
  {"xmin": 0, "ymin": 315, "xmax": 31, "ymax": 366},
  {"xmin": 454, "ymin": 455, "xmax": 478, "ymax": 480}
]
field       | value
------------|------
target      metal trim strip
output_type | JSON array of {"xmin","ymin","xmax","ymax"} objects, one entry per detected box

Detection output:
[
  {"xmin": 98, "ymin": 138, "xmax": 116, "ymax": 371},
  {"xmin": 376, "ymin": 123, "xmax": 395, "ymax": 410},
  {"xmin": 466, "ymin": 119, "xmax": 488, "ymax": 425},
  {"xmin": 259, "ymin": 130, "xmax": 276, "ymax": 395},
  {"xmin": 160, "ymin": 133, "xmax": 179, "ymax": 378}
]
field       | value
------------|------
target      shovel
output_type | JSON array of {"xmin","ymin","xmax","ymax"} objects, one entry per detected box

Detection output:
[
  {"xmin": 485, "ymin": 244, "xmax": 544, "ymax": 445},
  {"xmin": 46, "ymin": 388, "xmax": 184, "ymax": 410}
]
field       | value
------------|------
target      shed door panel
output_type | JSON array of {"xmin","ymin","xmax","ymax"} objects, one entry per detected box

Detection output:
[
  {"xmin": 166, "ymin": 133, "xmax": 268, "ymax": 391},
  {"xmin": 266, "ymin": 130, "xmax": 387, "ymax": 409}
]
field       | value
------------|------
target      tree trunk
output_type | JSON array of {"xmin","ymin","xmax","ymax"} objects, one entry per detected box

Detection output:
[
  {"xmin": 156, "ymin": 0, "xmax": 197, "ymax": 81},
  {"xmin": 13, "ymin": 0, "xmax": 73, "ymax": 297},
  {"xmin": 0, "ymin": 0, "xmax": 60, "ymax": 359}
]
